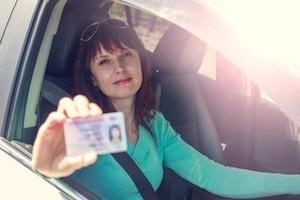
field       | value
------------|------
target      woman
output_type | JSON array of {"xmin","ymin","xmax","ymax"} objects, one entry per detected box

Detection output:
[
  {"xmin": 32, "ymin": 19, "xmax": 300, "ymax": 199},
  {"xmin": 109, "ymin": 125, "xmax": 122, "ymax": 146}
]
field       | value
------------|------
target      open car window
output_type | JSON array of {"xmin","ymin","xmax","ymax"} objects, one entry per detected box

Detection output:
[{"xmin": 109, "ymin": 3, "xmax": 170, "ymax": 52}]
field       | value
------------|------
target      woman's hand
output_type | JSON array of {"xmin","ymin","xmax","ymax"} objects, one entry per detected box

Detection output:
[{"xmin": 31, "ymin": 95, "xmax": 102, "ymax": 178}]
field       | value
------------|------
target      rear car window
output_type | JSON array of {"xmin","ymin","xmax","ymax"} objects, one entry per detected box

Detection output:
[{"xmin": 109, "ymin": 3, "xmax": 170, "ymax": 52}]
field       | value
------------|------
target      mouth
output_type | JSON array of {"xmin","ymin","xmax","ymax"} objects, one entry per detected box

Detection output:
[{"xmin": 113, "ymin": 77, "xmax": 132, "ymax": 86}]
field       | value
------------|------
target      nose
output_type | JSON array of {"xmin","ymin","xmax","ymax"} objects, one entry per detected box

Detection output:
[{"xmin": 114, "ymin": 58, "xmax": 125, "ymax": 72}]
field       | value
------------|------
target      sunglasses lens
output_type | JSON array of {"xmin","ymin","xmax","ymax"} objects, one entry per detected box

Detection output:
[{"xmin": 80, "ymin": 20, "xmax": 129, "ymax": 43}]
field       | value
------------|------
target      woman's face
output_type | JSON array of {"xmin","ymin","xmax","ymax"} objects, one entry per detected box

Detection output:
[
  {"xmin": 111, "ymin": 127, "xmax": 121, "ymax": 139},
  {"xmin": 89, "ymin": 45, "xmax": 143, "ymax": 101}
]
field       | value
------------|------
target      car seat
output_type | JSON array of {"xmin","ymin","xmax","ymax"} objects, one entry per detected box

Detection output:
[
  {"xmin": 153, "ymin": 25, "xmax": 226, "ymax": 164},
  {"xmin": 153, "ymin": 25, "xmax": 227, "ymax": 200},
  {"xmin": 38, "ymin": 0, "xmax": 109, "ymax": 126},
  {"xmin": 36, "ymin": 1, "xmax": 110, "ymax": 199}
]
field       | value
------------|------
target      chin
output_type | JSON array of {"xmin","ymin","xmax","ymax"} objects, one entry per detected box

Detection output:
[{"xmin": 110, "ymin": 92, "xmax": 136, "ymax": 100}]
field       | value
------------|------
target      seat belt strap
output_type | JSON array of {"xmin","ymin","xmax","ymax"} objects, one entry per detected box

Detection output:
[
  {"xmin": 112, "ymin": 152, "xmax": 159, "ymax": 200},
  {"xmin": 41, "ymin": 79, "xmax": 71, "ymax": 105},
  {"xmin": 41, "ymin": 79, "xmax": 159, "ymax": 200}
]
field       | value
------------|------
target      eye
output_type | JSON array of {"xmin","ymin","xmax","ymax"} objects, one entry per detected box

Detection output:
[
  {"xmin": 98, "ymin": 59, "xmax": 110, "ymax": 65},
  {"xmin": 122, "ymin": 50, "xmax": 133, "ymax": 58}
]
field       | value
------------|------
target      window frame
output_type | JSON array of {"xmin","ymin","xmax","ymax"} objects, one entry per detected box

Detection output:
[{"xmin": 1, "ymin": 0, "xmax": 103, "ymax": 197}]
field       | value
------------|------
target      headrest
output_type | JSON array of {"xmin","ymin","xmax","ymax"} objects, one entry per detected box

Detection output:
[
  {"xmin": 46, "ymin": 2, "xmax": 108, "ymax": 76},
  {"xmin": 153, "ymin": 25, "xmax": 206, "ymax": 74}
]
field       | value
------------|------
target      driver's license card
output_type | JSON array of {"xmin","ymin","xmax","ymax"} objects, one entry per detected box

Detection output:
[{"xmin": 63, "ymin": 112, "xmax": 127, "ymax": 156}]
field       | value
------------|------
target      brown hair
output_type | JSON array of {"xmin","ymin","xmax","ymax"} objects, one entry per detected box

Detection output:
[{"xmin": 73, "ymin": 19, "xmax": 156, "ymax": 131}]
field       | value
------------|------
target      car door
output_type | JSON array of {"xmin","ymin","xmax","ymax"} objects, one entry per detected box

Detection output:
[
  {"xmin": 0, "ymin": 138, "xmax": 72, "ymax": 199},
  {"xmin": 195, "ymin": 41, "xmax": 300, "ymax": 200},
  {"xmin": 0, "ymin": 0, "xmax": 67, "ymax": 198},
  {"xmin": 0, "ymin": 0, "xmax": 17, "ymax": 41},
  {"xmin": 252, "ymin": 90, "xmax": 300, "ymax": 174},
  {"xmin": 0, "ymin": 0, "xmax": 101, "ymax": 199},
  {"xmin": 200, "ymin": 35, "xmax": 300, "ymax": 177}
]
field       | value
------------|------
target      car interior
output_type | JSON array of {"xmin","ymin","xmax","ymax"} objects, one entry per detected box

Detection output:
[
  {"xmin": 7, "ymin": 0, "xmax": 300, "ymax": 199},
  {"xmin": 35, "ymin": 1, "xmax": 226, "ymax": 198}
]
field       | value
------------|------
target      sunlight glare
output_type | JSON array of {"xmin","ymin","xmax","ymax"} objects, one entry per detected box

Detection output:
[{"xmin": 213, "ymin": 0, "xmax": 300, "ymax": 76}]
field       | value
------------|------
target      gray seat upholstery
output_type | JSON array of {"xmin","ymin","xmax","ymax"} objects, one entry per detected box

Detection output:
[
  {"xmin": 153, "ymin": 25, "xmax": 226, "ymax": 200},
  {"xmin": 38, "ymin": 1, "xmax": 108, "ymax": 126},
  {"xmin": 153, "ymin": 25, "xmax": 225, "ymax": 163}
]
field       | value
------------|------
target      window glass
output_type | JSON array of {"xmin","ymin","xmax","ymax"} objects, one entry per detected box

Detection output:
[
  {"xmin": 260, "ymin": 88, "xmax": 276, "ymax": 104},
  {"xmin": 22, "ymin": 0, "xmax": 67, "ymax": 139},
  {"xmin": 289, "ymin": 120, "xmax": 300, "ymax": 137},
  {"xmin": 109, "ymin": 3, "xmax": 170, "ymax": 52},
  {"xmin": 258, "ymin": 88, "xmax": 300, "ymax": 137},
  {"xmin": 198, "ymin": 45, "xmax": 216, "ymax": 80},
  {"xmin": 0, "ymin": 0, "xmax": 17, "ymax": 43},
  {"xmin": 109, "ymin": 3, "xmax": 217, "ymax": 80}
]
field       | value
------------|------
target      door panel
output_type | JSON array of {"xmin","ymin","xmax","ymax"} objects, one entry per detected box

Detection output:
[
  {"xmin": 0, "ymin": 0, "xmax": 39, "ymax": 133},
  {"xmin": 0, "ymin": 0, "xmax": 17, "ymax": 40},
  {"xmin": 253, "ymin": 99, "xmax": 300, "ymax": 173},
  {"xmin": 0, "ymin": 138, "xmax": 70, "ymax": 199},
  {"xmin": 198, "ymin": 53, "xmax": 256, "ymax": 169}
]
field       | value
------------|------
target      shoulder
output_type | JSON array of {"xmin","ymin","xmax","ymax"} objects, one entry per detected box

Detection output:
[
  {"xmin": 152, "ymin": 110, "xmax": 165, "ymax": 120},
  {"xmin": 148, "ymin": 110, "xmax": 183, "ymax": 149},
  {"xmin": 147, "ymin": 110, "xmax": 172, "ymax": 138},
  {"xmin": 149, "ymin": 110, "xmax": 168, "ymax": 127}
]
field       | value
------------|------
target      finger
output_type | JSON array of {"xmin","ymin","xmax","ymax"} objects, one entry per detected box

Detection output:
[
  {"xmin": 73, "ymin": 95, "xmax": 90, "ymax": 117},
  {"xmin": 58, "ymin": 155, "xmax": 83, "ymax": 171},
  {"xmin": 89, "ymin": 102, "xmax": 103, "ymax": 116},
  {"xmin": 33, "ymin": 112, "xmax": 66, "ymax": 166},
  {"xmin": 59, "ymin": 152, "xmax": 97, "ymax": 171},
  {"xmin": 57, "ymin": 97, "xmax": 79, "ymax": 118},
  {"xmin": 42, "ymin": 111, "xmax": 66, "ymax": 129},
  {"xmin": 33, "ymin": 111, "xmax": 66, "ymax": 150},
  {"xmin": 82, "ymin": 152, "xmax": 97, "ymax": 167}
]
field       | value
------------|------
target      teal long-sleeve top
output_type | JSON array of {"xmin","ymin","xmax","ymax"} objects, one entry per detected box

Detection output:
[{"xmin": 70, "ymin": 111, "xmax": 300, "ymax": 199}]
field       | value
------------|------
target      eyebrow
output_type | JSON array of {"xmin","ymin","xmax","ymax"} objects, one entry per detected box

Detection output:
[
  {"xmin": 97, "ymin": 55, "xmax": 109, "ymax": 59},
  {"xmin": 96, "ymin": 48, "xmax": 131, "ymax": 60},
  {"xmin": 95, "ymin": 53, "xmax": 110, "ymax": 61}
]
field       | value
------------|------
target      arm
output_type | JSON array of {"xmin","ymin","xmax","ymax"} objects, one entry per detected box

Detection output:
[
  {"xmin": 155, "ymin": 112, "xmax": 300, "ymax": 199},
  {"xmin": 31, "ymin": 95, "xmax": 99, "ymax": 178}
]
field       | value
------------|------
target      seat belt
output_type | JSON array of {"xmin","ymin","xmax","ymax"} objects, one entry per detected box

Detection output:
[
  {"xmin": 112, "ymin": 153, "xmax": 159, "ymax": 200},
  {"xmin": 41, "ymin": 79, "xmax": 159, "ymax": 200},
  {"xmin": 41, "ymin": 79, "xmax": 72, "ymax": 105}
]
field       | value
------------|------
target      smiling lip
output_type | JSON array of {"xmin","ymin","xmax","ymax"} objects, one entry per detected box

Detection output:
[{"xmin": 113, "ymin": 77, "xmax": 132, "ymax": 85}]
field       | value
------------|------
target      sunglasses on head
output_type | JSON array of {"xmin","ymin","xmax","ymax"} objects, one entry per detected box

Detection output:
[{"xmin": 80, "ymin": 19, "xmax": 129, "ymax": 43}]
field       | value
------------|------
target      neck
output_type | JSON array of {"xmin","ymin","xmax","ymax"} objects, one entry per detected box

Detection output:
[
  {"xmin": 110, "ymin": 97, "xmax": 138, "ymax": 143},
  {"xmin": 110, "ymin": 97, "xmax": 135, "ymax": 125}
]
